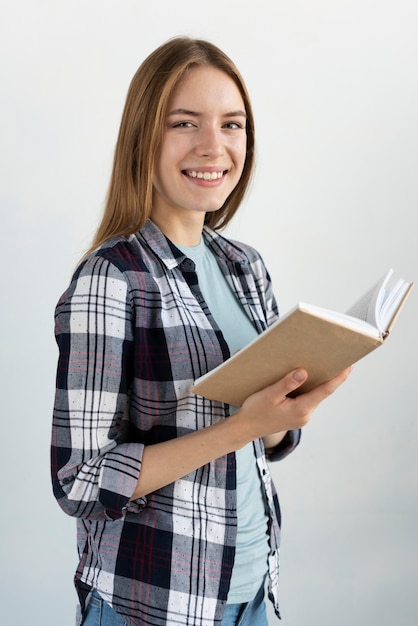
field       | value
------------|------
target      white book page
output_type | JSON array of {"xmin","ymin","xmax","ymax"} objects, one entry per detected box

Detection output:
[
  {"xmin": 378, "ymin": 279, "xmax": 411, "ymax": 330},
  {"xmin": 345, "ymin": 269, "xmax": 393, "ymax": 329},
  {"xmin": 298, "ymin": 303, "xmax": 381, "ymax": 336}
]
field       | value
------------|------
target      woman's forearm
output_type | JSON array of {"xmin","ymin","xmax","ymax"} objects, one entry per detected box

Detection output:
[
  {"xmin": 130, "ymin": 414, "xmax": 250, "ymax": 499},
  {"xmin": 131, "ymin": 366, "xmax": 352, "ymax": 500}
]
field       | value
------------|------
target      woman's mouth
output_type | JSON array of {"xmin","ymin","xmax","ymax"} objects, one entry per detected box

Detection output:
[{"xmin": 183, "ymin": 169, "xmax": 226, "ymax": 181}]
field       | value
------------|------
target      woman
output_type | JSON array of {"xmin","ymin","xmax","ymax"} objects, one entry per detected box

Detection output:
[{"xmin": 51, "ymin": 37, "xmax": 350, "ymax": 626}]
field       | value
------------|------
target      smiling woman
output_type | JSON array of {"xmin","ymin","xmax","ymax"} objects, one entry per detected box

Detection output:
[
  {"xmin": 152, "ymin": 66, "xmax": 248, "ymax": 245},
  {"xmin": 51, "ymin": 36, "xmax": 351, "ymax": 626},
  {"xmin": 82, "ymin": 37, "xmax": 256, "ymax": 255}
]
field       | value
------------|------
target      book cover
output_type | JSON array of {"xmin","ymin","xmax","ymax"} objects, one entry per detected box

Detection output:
[{"xmin": 190, "ymin": 273, "xmax": 413, "ymax": 406}]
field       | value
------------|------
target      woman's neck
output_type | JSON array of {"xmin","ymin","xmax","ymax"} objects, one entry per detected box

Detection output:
[{"xmin": 150, "ymin": 207, "xmax": 205, "ymax": 246}]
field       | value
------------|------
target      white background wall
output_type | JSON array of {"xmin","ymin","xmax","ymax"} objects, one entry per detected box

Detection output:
[{"xmin": 1, "ymin": 1, "xmax": 417, "ymax": 624}]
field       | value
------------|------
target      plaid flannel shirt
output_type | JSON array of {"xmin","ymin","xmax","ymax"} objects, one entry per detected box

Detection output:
[{"xmin": 51, "ymin": 219, "xmax": 301, "ymax": 626}]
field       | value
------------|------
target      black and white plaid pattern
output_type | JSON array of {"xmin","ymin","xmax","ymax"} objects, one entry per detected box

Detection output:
[{"xmin": 51, "ymin": 220, "xmax": 300, "ymax": 626}]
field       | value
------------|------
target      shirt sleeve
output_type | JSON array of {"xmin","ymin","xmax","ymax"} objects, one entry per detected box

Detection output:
[
  {"xmin": 266, "ymin": 429, "xmax": 302, "ymax": 463},
  {"xmin": 51, "ymin": 255, "xmax": 144, "ymax": 521}
]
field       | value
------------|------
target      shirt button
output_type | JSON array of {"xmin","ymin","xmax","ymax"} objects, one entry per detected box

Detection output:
[{"xmin": 181, "ymin": 259, "xmax": 195, "ymax": 271}]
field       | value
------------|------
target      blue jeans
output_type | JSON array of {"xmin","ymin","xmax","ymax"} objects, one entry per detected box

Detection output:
[
  {"xmin": 81, "ymin": 591, "xmax": 128, "ymax": 626},
  {"xmin": 221, "ymin": 582, "xmax": 268, "ymax": 626},
  {"xmin": 82, "ymin": 584, "xmax": 268, "ymax": 626}
]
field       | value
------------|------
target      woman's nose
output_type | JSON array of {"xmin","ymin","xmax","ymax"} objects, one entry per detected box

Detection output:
[{"xmin": 195, "ymin": 127, "xmax": 224, "ymax": 158}]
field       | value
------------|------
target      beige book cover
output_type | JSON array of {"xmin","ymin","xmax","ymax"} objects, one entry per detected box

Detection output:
[{"xmin": 190, "ymin": 271, "xmax": 413, "ymax": 407}]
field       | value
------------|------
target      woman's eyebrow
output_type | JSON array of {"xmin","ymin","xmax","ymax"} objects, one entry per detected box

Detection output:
[
  {"xmin": 224, "ymin": 110, "xmax": 247, "ymax": 118},
  {"xmin": 167, "ymin": 108, "xmax": 247, "ymax": 118}
]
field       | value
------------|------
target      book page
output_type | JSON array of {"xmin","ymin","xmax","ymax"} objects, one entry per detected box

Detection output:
[
  {"xmin": 345, "ymin": 270, "xmax": 393, "ymax": 328},
  {"xmin": 299, "ymin": 304, "xmax": 380, "ymax": 336},
  {"xmin": 378, "ymin": 279, "xmax": 411, "ymax": 330}
]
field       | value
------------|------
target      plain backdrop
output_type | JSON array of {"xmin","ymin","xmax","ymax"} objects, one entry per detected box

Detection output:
[{"xmin": 1, "ymin": 1, "xmax": 417, "ymax": 625}]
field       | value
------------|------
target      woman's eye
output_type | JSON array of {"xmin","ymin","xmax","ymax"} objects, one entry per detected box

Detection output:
[
  {"xmin": 223, "ymin": 122, "xmax": 243, "ymax": 130},
  {"xmin": 172, "ymin": 121, "xmax": 194, "ymax": 128}
]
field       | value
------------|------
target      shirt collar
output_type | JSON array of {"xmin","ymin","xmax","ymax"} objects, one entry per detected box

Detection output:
[{"xmin": 135, "ymin": 219, "xmax": 249, "ymax": 269}]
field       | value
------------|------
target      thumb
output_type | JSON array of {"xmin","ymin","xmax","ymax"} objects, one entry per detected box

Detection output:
[
  {"xmin": 281, "ymin": 368, "xmax": 308, "ymax": 398},
  {"xmin": 260, "ymin": 368, "xmax": 308, "ymax": 399}
]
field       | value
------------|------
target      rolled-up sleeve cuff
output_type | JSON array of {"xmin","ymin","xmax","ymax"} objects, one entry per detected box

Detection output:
[
  {"xmin": 266, "ymin": 429, "xmax": 301, "ymax": 462},
  {"xmin": 99, "ymin": 442, "xmax": 144, "ymax": 519}
]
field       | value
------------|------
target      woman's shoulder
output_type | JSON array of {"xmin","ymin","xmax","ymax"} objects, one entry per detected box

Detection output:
[
  {"xmin": 78, "ymin": 233, "xmax": 152, "ymax": 276},
  {"xmin": 58, "ymin": 234, "xmax": 158, "ymax": 307},
  {"xmin": 56, "ymin": 234, "xmax": 158, "ymax": 313}
]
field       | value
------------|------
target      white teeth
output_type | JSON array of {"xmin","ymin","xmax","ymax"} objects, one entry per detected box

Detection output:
[{"xmin": 187, "ymin": 170, "xmax": 223, "ymax": 180}]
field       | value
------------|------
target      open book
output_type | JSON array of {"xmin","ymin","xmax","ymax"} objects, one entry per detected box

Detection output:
[{"xmin": 190, "ymin": 269, "xmax": 413, "ymax": 406}]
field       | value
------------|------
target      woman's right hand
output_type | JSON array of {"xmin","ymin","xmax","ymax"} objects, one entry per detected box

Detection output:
[{"xmin": 231, "ymin": 366, "xmax": 353, "ymax": 444}]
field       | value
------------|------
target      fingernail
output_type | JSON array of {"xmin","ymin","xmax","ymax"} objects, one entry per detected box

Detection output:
[{"xmin": 293, "ymin": 369, "xmax": 307, "ymax": 382}]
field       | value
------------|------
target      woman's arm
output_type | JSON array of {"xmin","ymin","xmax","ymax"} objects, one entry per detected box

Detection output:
[
  {"xmin": 51, "ymin": 256, "xmax": 142, "ymax": 521},
  {"xmin": 130, "ymin": 366, "xmax": 352, "ymax": 499},
  {"xmin": 52, "ymin": 253, "xmax": 352, "ymax": 513}
]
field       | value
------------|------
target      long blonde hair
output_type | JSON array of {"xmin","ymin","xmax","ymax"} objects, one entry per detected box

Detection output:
[{"xmin": 88, "ymin": 37, "xmax": 255, "ymax": 254}]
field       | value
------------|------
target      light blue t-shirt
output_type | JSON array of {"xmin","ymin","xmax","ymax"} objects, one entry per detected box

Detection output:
[{"xmin": 176, "ymin": 238, "xmax": 269, "ymax": 603}]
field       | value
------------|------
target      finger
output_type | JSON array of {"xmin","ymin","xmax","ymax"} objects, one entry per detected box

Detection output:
[
  {"xmin": 300, "ymin": 366, "xmax": 353, "ymax": 405},
  {"xmin": 318, "ymin": 366, "xmax": 353, "ymax": 395},
  {"xmin": 261, "ymin": 368, "xmax": 309, "ymax": 401}
]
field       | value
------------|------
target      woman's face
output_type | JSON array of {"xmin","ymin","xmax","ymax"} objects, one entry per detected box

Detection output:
[{"xmin": 152, "ymin": 65, "xmax": 247, "ymax": 228}]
